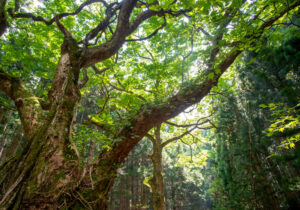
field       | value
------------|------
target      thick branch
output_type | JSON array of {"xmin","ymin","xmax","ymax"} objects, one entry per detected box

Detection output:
[
  {"xmin": 82, "ymin": 6, "xmax": 188, "ymax": 67},
  {"xmin": 83, "ymin": 3, "xmax": 121, "ymax": 44},
  {"xmin": 82, "ymin": 0, "xmax": 138, "ymax": 66}
]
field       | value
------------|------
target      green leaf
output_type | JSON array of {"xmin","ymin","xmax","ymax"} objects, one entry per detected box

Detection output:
[
  {"xmin": 208, "ymin": 72, "xmax": 214, "ymax": 80},
  {"xmin": 290, "ymin": 143, "xmax": 295, "ymax": 148}
]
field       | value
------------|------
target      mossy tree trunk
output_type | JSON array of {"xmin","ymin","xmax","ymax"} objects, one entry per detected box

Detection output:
[
  {"xmin": 0, "ymin": 36, "xmax": 120, "ymax": 209},
  {"xmin": 0, "ymin": 37, "xmax": 83, "ymax": 209}
]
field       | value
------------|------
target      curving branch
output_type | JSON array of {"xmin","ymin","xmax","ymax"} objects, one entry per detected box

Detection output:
[
  {"xmin": 8, "ymin": 0, "xmax": 110, "ymax": 26},
  {"xmin": 81, "ymin": 0, "xmax": 138, "ymax": 67},
  {"xmin": 8, "ymin": 0, "xmax": 115, "ymax": 39},
  {"xmin": 82, "ymin": 3, "xmax": 121, "ymax": 45},
  {"xmin": 146, "ymin": 133, "xmax": 155, "ymax": 143},
  {"xmin": 126, "ymin": 16, "xmax": 166, "ymax": 42},
  {"xmin": 91, "ymin": 65, "xmax": 111, "ymax": 75},
  {"xmin": 84, "ymin": 119, "xmax": 107, "ymax": 131},
  {"xmin": 108, "ymin": 77, "xmax": 146, "ymax": 102},
  {"xmin": 82, "ymin": 6, "xmax": 190, "ymax": 67},
  {"xmin": 55, "ymin": 16, "xmax": 73, "ymax": 38},
  {"xmin": 161, "ymin": 126, "xmax": 198, "ymax": 148},
  {"xmin": 165, "ymin": 118, "xmax": 210, "ymax": 128},
  {"xmin": 196, "ymin": 26, "xmax": 211, "ymax": 37}
]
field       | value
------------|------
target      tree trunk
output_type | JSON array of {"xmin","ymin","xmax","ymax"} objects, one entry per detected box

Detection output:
[
  {"xmin": 0, "ymin": 108, "xmax": 7, "ymax": 123},
  {"xmin": 149, "ymin": 126, "xmax": 166, "ymax": 210},
  {"xmin": 0, "ymin": 123, "xmax": 19, "ymax": 163},
  {"xmin": 0, "ymin": 110, "xmax": 13, "ymax": 161},
  {"xmin": 253, "ymin": 153, "xmax": 280, "ymax": 210},
  {"xmin": 149, "ymin": 149, "xmax": 166, "ymax": 210},
  {"xmin": 140, "ymin": 154, "xmax": 146, "ymax": 209},
  {"xmin": 267, "ymin": 157, "xmax": 300, "ymax": 209},
  {"xmin": 1, "ymin": 126, "xmax": 23, "ymax": 162},
  {"xmin": 0, "ymin": 38, "xmax": 115, "ymax": 209}
]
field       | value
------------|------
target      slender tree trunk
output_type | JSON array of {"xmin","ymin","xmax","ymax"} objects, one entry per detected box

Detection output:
[
  {"xmin": 248, "ymin": 126, "xmax": 258, "ymax": 209},
  {"xmin": 149, "ymin": 126, "xmax": 166, "ymax": 210},
  {"xmin": 131, "ymin": 150, "xmax": 135, "ymax": 209},
  {"xmin": 140, "ymin": 154, "xmax": 146, "ymax": 209},
  {"xmin": 0, "ymin": 108, "xmax": 7, "ymax": 123},
  {"xmin": 125, "ymin": 160, "xmax": 130, "ymax": 210},
  {"xmin": 0, "ymin": 123, "xmax": 19, "ymax": 163},
  {"xmin": 267, "ymin": 157, "xmax": 300, "ymax": 209},
  {"xmin": 253, "ymin": 153, "xmax": 280, "ymax": 210},
  {"xmin": 2, "ymin": 127, "xmax": 23, "ymax": 161},
  {"xmin": 170, "ymin": 178, "xmax": 176, "ymax": 210},
  {"xmin": 0, "ymin": 110, "xmax": 12, "ymax": 161},
  {"xmin": 119, "ymin": 175, "xmax": 124, "ymax": 209}
]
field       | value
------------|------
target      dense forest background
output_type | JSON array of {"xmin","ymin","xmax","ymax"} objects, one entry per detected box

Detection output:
[{"xmin": 0, "ymin": 0, "xmax": 299, "ymax": 209}]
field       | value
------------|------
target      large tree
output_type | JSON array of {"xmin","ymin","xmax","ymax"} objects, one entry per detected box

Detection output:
[{"xmin": 0, "ymin": 0, "xmax": 299, "ymax": 209}]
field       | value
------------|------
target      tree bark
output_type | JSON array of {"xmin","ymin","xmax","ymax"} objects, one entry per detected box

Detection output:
[
  {"xmin": 140, "ymin": 154, "xmax": 147, "ymax": 209},
  {"xmin": 0, "ymin": 38, "xmax": 85, "ymax": 209},
  {"xmin": 0, "ymin": 110, "xmax": 13, "ymax": 161},
  {"xmin": 0, "ymin": 108, "xmax": 7, "ymax": 123},
  {"xmin": 253, "ymin": 153, "xmax": 280, "ymax": 210},
  {"xmin": 149, "ymin": 126, "xmax": 166, "ymax": 210},
  {"xmin": 1, "ymin": 126, "xmax": 23, "ymax": 163}
]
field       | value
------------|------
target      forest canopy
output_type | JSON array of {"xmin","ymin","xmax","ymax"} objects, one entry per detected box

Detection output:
[{"xmin": 0, "ymin": 0, "xmax": 299, "ymax": 209}]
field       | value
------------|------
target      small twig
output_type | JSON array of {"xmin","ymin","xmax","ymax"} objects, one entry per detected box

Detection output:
[
  {"xmin": 126, "ymin": 16, "xmax": 166, "ymax": 42},
  {"xmin": 79, "ymin": 68, "xmax": 89, "ymax": 89},
  {"xmin": 180, "ymin": 138, "xmax": 193, "ymax": 161},
  {"xmin": 165, "ymin": 114, "xmax": 212, "ymax": 128},
  {"xmin": 108, "ymin": 79, "xmax": 146, "ymax": 102},
  {"xmin": 96, "ymin": 96, "xmax": 110, "ymax": 115},
  {"xmin": 146, "ymin": 133, "xmax": 155, "ymax": 143},
  {"xmin": 196, "ymin": 25, "xmax": 211, "ymax": 37},
  {"xmin": 55, "ymin": 16, "xmax": 72, "ymax": 38},
  {"xmin": 144, "ymin": 46, "xmax": 154, "ymax": 60},
  {"xmin": 84, "ymin": 119, "xmax": 107, "ymax": 131},
  {"xmin": 91, "ymin": 65, "xmax": 111, "ymax": 75},
  {"xmin": 89, "ymin": 165, "xmax": 95, "ymax": 189}
]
